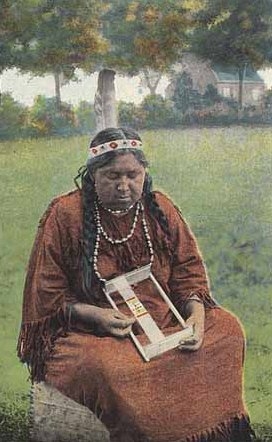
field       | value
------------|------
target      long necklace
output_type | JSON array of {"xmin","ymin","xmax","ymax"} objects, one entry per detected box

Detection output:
[
  {"xmin": 94, "ymin": 200, "xmax": 141, "ymax": 244},
  {"xmin": 93, "ymin": 200, "xmax": 154, "ymax": 283}
]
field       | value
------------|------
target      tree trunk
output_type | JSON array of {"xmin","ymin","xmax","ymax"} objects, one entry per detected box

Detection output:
[
  {"xmin": 142, "ymin": 69, "xmax": 162, "ymax": 95},
  {"xmin": 94, "ymin": 69, "xmax": 117, "ymax": 132},
  {"xmin": 148, "ymin": 84, "xmax": 158, "ymax": 95},
  {"xmin": 54, "ymin": 71, "xmax": 61, "ymax": 111},
  {"xmin": 238, "ymin": 64, "xmax": 247, "ymax": 118}
]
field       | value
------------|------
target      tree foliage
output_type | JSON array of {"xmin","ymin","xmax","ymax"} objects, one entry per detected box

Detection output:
[
  {"xmin": 191, "ymin": 0, "xmax": 272, "ymax": 108},
  {"xmin": 101, "ymin": 0, "xmax": 195, "ymax": 75},
  {"xmin": 25, "ymin": 0, "xmax": 108, "ymax": 73},
  {"xmin": 0, "ymin": 0, "xmax": 39, "ymax": 72}
]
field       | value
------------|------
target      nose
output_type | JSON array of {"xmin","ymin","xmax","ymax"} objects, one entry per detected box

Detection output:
[{"xmin": 116, "ymin": 177, "xmax": 129, "ymax": 192}]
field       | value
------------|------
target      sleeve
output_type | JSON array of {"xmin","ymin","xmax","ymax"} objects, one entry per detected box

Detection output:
[
  {"xmin": 156, "ymin": 193, "xmax": 217, "ymax": 311},
  {"xmin": 17, "ymin": 198, "xmax": 79, "ymax": 382}
]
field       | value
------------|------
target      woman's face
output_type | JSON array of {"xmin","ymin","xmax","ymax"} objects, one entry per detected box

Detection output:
[{"xmin": 93, "ymin": 153, "xmax": 146, "ymax": 210}]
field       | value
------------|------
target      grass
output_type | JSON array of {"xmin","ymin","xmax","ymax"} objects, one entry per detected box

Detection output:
[{"xmin": 0, "ymin": 127, "xmax": 271, "ymax": 441}]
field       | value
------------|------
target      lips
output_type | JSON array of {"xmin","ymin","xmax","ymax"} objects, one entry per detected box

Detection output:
[{"xmin": 116, "ymin": 194, "xmax": 131, "ymax": 200}]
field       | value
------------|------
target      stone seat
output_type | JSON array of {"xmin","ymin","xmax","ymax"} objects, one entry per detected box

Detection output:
[{"xmin": 30, "ymin": 382, "xmax": 110, "ymax": 442}]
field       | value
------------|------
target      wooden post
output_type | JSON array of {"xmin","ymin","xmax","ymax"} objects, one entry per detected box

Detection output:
[{"xmin": 94, "ymin": 68, "xmax": 117, "ymax": 131}]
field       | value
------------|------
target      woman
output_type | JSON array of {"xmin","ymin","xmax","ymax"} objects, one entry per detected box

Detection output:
[{"xmin": 18, "ymin": 127, "xmax": 254, "ymax": 442}]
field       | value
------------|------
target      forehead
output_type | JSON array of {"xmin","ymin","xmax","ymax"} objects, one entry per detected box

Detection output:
[{"xmin": 98, "ymin": 153, "xmax": 144, "ymax": 173}]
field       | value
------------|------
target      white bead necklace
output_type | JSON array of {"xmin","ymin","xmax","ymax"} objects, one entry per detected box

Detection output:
[
  {"xmin": 98, "ymin": 200, "xmax": 135, "ymax": 215},
  {"xmin": 93, "ymin": 200, "xmax": 154, "ymax": 283},
  {"xmin": 94, "ymin": 200, "xmax": 141, "ymax": 244}
]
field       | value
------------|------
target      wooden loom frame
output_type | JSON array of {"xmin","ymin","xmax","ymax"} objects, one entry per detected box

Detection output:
[{"xmin": 103, "ymin": 264, "xmax": 193, "ymax": 362}]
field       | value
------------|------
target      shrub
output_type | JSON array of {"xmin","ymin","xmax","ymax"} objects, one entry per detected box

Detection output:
[
  {"xmin": 26, "ymin": 95, "xmax": 77, "ymax": 137},
  {"xmin": 140, "ymin": 94, "xmax": 179, "ymax": 128},
  {"xmin": 0, "ymin": 93, "xmax": 27, "ymax": 140},
  {"xmin": 74, "ymin": 101, "xmax": 96, "ymax": 134},
  {"xmin": 118, "ymin": 101, "xmax": 143, "ymax": 128}
]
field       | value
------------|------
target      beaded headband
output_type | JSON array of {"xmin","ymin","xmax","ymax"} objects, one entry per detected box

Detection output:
[{"xmin": 88, "ymin": 138, "xmax": 143, "ymax": 160}]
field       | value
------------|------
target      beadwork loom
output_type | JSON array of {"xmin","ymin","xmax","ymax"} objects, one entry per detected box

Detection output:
[{"xmin": 103, "ymin": 264, "xmax": 193, "ymax": 361}]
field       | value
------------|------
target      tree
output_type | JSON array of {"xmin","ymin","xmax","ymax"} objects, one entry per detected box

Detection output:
[
  {"xmin": 191, "ymin": 0, "xmax": 272, "ymax": 110},
  {"xmin": 139, "ymin": 68, "xmax": 162, "ymax": 95},
  {"xmin": 13, "ymin": 0, "xmax": 108, "ymax": 109},
  {"xmin": 91, "ymin": 0, "xmax": 197, "ymax": 128}
]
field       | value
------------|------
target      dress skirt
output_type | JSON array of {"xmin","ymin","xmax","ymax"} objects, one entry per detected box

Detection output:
[{"xmin": 45, "ymin": 307, "xmax": 252, "ymax": 442}]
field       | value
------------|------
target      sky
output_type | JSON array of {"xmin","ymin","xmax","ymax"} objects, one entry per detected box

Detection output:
[
  {"xmin": 1, "ymin": 67, "xmax": 272, "ymax": 106},
  {"xmin": 0, "ymin": 68, "xmax": 168, "ymax": 106}
]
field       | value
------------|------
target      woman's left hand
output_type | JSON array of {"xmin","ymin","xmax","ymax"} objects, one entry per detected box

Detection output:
[{"xmin": 178, "ymin": 299, "xmax": 205, "ymax": 352}]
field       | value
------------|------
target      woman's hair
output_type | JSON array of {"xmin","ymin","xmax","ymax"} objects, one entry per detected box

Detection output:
[{"xmin": 77, "ymin": 127, "xmax": 170, "ymax": 298}]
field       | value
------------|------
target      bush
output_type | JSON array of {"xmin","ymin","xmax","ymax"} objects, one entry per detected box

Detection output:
[
  {"xmin": 118, "ymin": 101, "xmax": 143, "ymax": 128},
  {"xmin": 26, "ymin": 95, "xmax": 77, "ymax": 137},
  {"xmin": 118, "ymin": 95, "xmax": 180, "ymax": 130},
  {"xmin": 74, "ymin": 101, "xmax": 96, "ymax": 134},
  {"xmin": 140, "ymin": 94, "xmax": 179, "ymax": 128},
  {"xmin": 0, "ymin": 93, "xmax": 27, "ymax": 140}
]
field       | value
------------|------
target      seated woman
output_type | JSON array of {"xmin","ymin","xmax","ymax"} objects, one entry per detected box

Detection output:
[{"xmin": 18, "ymin": 127, "xmax": 254, "ymax": 442}]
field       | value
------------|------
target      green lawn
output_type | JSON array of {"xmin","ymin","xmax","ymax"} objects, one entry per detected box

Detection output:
[{"xmin": 0, "ymin": 127, "xmax": 271, "ymax": 441}]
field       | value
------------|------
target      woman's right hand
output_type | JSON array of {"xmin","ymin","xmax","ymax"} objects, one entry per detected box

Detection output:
[{"xmin": 68, "ymin": 303, "xmax": 135, "ymax": 338}]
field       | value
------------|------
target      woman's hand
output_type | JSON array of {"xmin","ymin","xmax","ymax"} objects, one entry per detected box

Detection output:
[
  {"xmin": 178, "ymin": 299, "xmax": 205, "ymax": 352},
  {"xmin": 92, "ymin": 307, "xmax": 135, "ymax": 337},
  {"xmin": 68, "ymin": 303, "xmax": 135, "ymax": 338}
]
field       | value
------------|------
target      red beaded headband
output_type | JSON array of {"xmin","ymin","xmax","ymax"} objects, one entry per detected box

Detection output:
[{"xmin": 88, "ymin": 138, "xmax": 143, "ymax": 160}]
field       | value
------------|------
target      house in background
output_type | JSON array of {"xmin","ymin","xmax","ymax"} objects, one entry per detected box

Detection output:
[{"xmin": 167, "ymin": 53, "xmax": 265, "ymax": 106}]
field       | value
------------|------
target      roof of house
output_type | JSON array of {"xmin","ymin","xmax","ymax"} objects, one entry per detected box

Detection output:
[{"xmin": 212, "ymin": 64, "xmax": 264, "ymax": 83}]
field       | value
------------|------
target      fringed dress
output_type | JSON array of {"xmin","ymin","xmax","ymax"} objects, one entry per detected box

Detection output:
[{"xmin": 17, "ymin": 189, "xmax": 254, "ymax": 442}]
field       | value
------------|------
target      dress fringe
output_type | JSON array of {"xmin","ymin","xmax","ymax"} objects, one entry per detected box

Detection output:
[
  {"xmin": 17, "ymin": 306, "xmax": 67, "ymax": 382},
  {"xmin": 183, "ymin": 413, "xmax": 255, "ymax": 442}
]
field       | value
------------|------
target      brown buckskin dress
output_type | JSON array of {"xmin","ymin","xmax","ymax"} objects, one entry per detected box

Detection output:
[{"xmin": 17, "ymin": 190, "xmax": 254, "ymax": 442}]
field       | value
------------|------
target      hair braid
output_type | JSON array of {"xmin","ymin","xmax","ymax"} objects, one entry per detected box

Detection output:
[
  {"xmin": 143, "ymin": 174, "xmax": 171, "ymax": 239},
  {"xmin": 81, "ymin": 169, "xmax": 98, "ymax": 297}
]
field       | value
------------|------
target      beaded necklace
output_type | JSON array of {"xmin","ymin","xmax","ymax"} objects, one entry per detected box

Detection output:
[
  {"xmin": 97, "ymin": 200, "xmax": 135, "ymax": 215},
  {"xmin": 93, "ymin": 200, "xmax": 154, "ymax": 283}
]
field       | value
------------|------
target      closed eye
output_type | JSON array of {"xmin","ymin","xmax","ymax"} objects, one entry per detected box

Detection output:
[
  {"xmin": 127, "ymin": 171, "xmax": 139, "ymax": 179},
  {"xmin": 105, "ymin": 171, "xmax": 140, "ymax": 180},
  {"xmin": 105, "ymin": 172, "xmax": 120, "ymax": 180}
]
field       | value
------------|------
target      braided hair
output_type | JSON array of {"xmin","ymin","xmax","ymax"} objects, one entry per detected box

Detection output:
[{"xmin": 77, "ymin": 127, "xmax": 171, "ymax": 298}]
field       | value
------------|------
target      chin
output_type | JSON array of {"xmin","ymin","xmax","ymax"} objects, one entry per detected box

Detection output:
[
  {"xmin": 115, "ymin": 200, "xmax": 133, "ymax": 209},
  {"xmin": 111, "ymin": 197, "xmax": 135, "ymax": 210}
]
